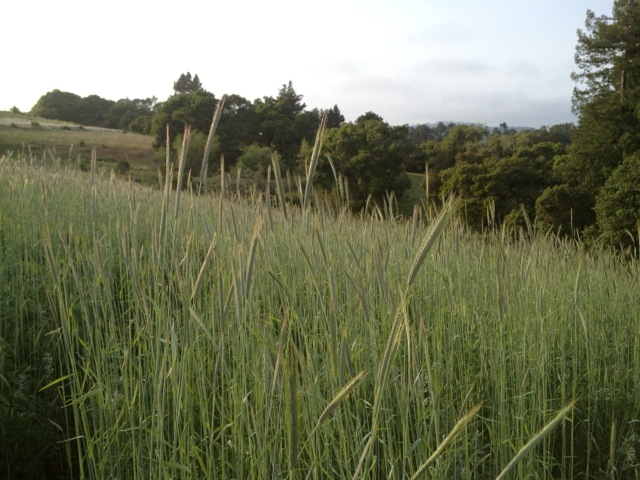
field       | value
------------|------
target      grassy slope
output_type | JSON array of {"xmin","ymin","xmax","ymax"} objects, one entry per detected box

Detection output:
[
  {"xmin": 2, "ymin": 150, "xmax": 640, "ymax": 479},
  {"xmin": 0, "ymin": 112, "xmax": 159, "ymax": 185}
]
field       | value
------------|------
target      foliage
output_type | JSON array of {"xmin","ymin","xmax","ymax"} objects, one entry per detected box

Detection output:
[
  {"xmin": 151, "ymin": 90, "xmax": 217, "ymax": 148},
  {"xmin": 568, "ymin": 97, "xmax": 638, "ymax": 193},
  {"xmin": 116, "ymin": 160, "xmax": 130, "ymax": 174},
  {"xmin": 563, "ymin": 0, "xmax": 640, "ymax": 237},
  {"xmin": 439, "ymin": 161, "xmax": 488, "ymax": 225},
  {"xmin": 571, "ymin": 1, "xmax": 640, "ymax": 112},
  {"xmin": 535, "ymin": 184, "xmax": 592, "ymax": 236},
  {"xmin": 30, "ymin": 90, "xmax": 116, "ymax": 127},
  {"xmin": 253, "ymin": 81, "xmax": 319, "ymax": 166},
  {"xmin": 320, "ymin": 104, "xmax": 345, "ymax": 129},
  {"xmin": 294, "ymin": 138, "xmax": 313, "ymax": 175},
  {"xmin": 127, "ymin": 115, "xmax": 152, "ymax": 134},
  {"xmin": 31, "ymin": 90, "xmax": 84, "ymax": 123},
  {"xmin": 319, "ymin": 113, "xmax": 414, "ymax": 210},
  {"xmin": 421, "ymin": 124, "xmax": 489, "ymax": 172},
  {"xmin": 236, "ymin": 143, "xmax": 275, "ymax": 172},
  {"xmin": 76, "ymin": 94, "xmax": 114, "ymax": 126},
  {"xmin": 105, "ymin": 97, "xmax": 156, "ymax": 132},
  {"xmin": 438, "ymin": 135, "xmax": 564, "ymax": 229},
  {"xmin": 594, "ymin": 151, "xmax": 640, "ymax": 249},
  {"xmin": 173, "ymin": 72, "xmax": 203, "ymax": 94},
  {"xmin": 215, "ymin": 94, "xmax": 260, "ymax": 166}
]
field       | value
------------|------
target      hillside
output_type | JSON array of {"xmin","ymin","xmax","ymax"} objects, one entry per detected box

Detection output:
[
  {"xmin": 1, "ymin": 150, "xmax": 639, "ymax": 478},
  {"xmin": 0, "ymin": 112, "xmax": 159, "ymax": 184}
]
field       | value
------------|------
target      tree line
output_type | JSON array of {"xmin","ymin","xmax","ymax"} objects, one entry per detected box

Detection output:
[
  {"xmin": 25, "ymin": 1, "xmax": 640, "ymax": 250},
  {"xmin": 30, "ymin": 90, "xmax": 157, "ymax": 134}
]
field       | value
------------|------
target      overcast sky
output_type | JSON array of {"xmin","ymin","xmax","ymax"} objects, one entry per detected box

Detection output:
[{"xmin": 3, "ymin": 0, "xmax": 614, "ymax": 127}]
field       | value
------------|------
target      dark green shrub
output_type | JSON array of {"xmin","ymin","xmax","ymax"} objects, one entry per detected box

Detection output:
[{"xmin": 116, "ymin": 160, "xmax": 131, "ymax": 174}]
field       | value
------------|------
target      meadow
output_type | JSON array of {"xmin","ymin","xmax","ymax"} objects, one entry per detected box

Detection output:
[
  {"xmin": 1, "ymin": 145, "xmax": 639, "ymax": 479},
  {"xmin": 0, "ymin": 113, "xmax": 159, "ymax": 185}
]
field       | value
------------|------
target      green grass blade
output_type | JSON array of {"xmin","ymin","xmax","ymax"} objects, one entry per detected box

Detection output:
[{"xmin": 495, "ymin": 399, "xmax": 578, "ymax": 480}]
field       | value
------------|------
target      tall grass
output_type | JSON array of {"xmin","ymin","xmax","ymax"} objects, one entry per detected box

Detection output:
[{"xmin": 1, "ymin": 149, "xmax": 640, "ymax": 478}]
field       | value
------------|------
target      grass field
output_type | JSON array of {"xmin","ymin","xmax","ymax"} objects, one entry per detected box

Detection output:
[
  {"xmin": 1, "ymin": 144, "xmax": 640, "ymax": 478},
  {"xmin": 0, "ymin": 112, "xmax": 159, "ymax": 185}
]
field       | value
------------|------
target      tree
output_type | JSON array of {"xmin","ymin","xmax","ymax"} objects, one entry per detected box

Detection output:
[
  {"xmin": 276, "ymin": 81, "xmax": 306, "ymax": 117},
  {"xmin": 321, "ymin": 105, "xmax": 345, "ymax": 129},
  {"xmin": 423, "ymin": 124, "xmax": 488, "ymax": 172},
  {"xmin": 571, "ymin": 2, "xmax": 640, "ymax": 111},
  {"xmin": 552, "ymin": 1, "xmax": 640, "ymax": 235},
  {"xmin": 128, "ymin": 115, "xmax": 152, "ymax": 134},
  {"xmin": 173, "ymin": 72, "xmax": 203, "ymax": 94},
  {"xmin": 254, "ymin": 81, "xmax": 315, "ymax": 166},
  {"xmin": 440, "ymin": 142, "xmax": 562, "ymax": 230},
  {"xmin": 439, "ymin": 161, "xmax": 488, "ymax": 227},
  {"xmin": 30, "ymin": 90, "xmax": 117, "ymax": 126},
  {"xmin": 356, "ymin": 111, "xmax": 383, "ymax": 124},
  {"xmin": 318, "ymin": 114, "xmax": 413, "ymax": 210},
  {"xmin": 215, "ymin": 94, "xmax": 260, "ymax": 166},
  {"xmin": 151, "ymin": 90, "xmax": 217, "ymax": 148},
  {"xmin": 408, "ymin": 124, "xmax": 435, "ymax": 144},
  {"xmin": 535, "ymin": 184, "xmax": 592, "ymax": 236},
  {"xmin": 31, "ymin": 90, "xmax": 83, "ymax": 122},
  {"xmin": 76, "ymin": 94, "xmax": 115, "ymax": 127},
  {"xmin": 106, "ymin": 97, "xmax": 156, "ymax": 131},
  {"xmin": 594, "ymin": 151, "xmax": 640, "ymax": 249}
]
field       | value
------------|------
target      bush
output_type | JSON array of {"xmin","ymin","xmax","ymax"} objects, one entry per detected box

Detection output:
[
  {"xmin": 117, "ymin": 160, "xmax": 131, "ymax": 174},
  {"xmin": 236, "ymin": 143, "xmax": 274, "ymax": 172},
  {"xmin": 30, "ymin": 122, "xmax": 41, "ymax": 129},
  {"xmin": 79, "ymin": 159, "xmax": 90, "ymax": 171}
]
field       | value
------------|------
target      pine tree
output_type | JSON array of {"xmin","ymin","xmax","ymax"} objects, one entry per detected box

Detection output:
[
  {"xmin": 173, "ymin": 72, "xmax": 204, "ymax": 94},
  {"xmin": 539, "ymin": 0, "xmax": 640, "ymax": 235},
  {"xmin": 571, "ymin": 0, "xmax": 640, "ymax": 111}
]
